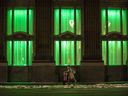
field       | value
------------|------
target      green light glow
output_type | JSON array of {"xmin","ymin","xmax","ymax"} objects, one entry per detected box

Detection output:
[
  {"xmin": 108, "ymin": 41, "xmax": 121, "ymax": 65},
  {"xmin": 7, "ymin": 9, "xmax": 33, "ymax": 35},
  {"xmin": 123, "ymin": 41, "xmax": 128, "ymax": 65},
  {"xmin": 54, "ymin": 8, "xmax": 81, "ymax": 35},
  {"xmin": 108, "ymin": 9, "xmax": 121, "ymax": 33},
  {"xmin": 29, "ymin": 10, "xmax": 34, "ymax": 35},
  {"xmin": 102, "ymin": 41, "xmax": 107, "ymax": 65},
  {"xmin": 7, "ymin": 10, "xmax": 12, "ymax": 35},
  {"xmin": 54, "ymin": 41, "xmax": 59, "ymax": 66},
  {"xmin": 101, "ymin": 9, "xmax": 106, "ymax": 35},
  {"xmin": 76, "ymin": 41, "xmax": 81, "ymax": 65},
  {"xmin": 61, "ymin": 9, "xmax": 74, "ymax": 33},
  {"xmin": 55, "ymin": 41, "xmax": 81, "ymax": 66},
  {"xmin": 61, "ymin": 41, "xmax": 74, "ymax": 66},
  {"xmin": 122, "ymin": 10, "xmax": 127, "ymax": 35},
  {"xmin": 14, "ymin": 10, "xmax": 27, "ymax": 33},
  {"xmin": 76, "ymin": 9, "xmax": 81, "ymax": 35},
  {"xmin": 7, "ymin": 41, "xmax": 33, "ymax": 66},
  {"xmin": 54, "ymin": 9, "xmax": 59, "ymax": 35},
  {"xmin": 7, "ymin": 41, "xmax": 12, "ymax": 65}
]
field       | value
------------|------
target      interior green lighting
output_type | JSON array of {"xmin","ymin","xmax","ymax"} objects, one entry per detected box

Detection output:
[
  {"xmin": 7, "ymin": 10, "xmax": 12, "ymax": 35},
  {"xmin": 55, "ymin": 41, "xmax": 81, "ymax": 66},
  {"xmin": 13, "ymin": 41, "xmax": 27, "ymax": 66},
  {"xmin": 123, "ymin": 41, "xmax": 128, "ymax": 65},
  {"xmin": 108, "ymin": 41, "xmax": 121, "ymax": 65},
  {"xmin": 101, "ymin": 8, "xmax": 125, "ymax": 34},
  {"xmin": 122, "ymin": 9, "xmax": 127, "ymax": 35},
  {"xmin": 76, "ymin": 41, "xmax": 81, "ymax": 65},
  {"xmin": 28, "ymin": 41, "xmax": 33, "ymax": 65},
  {"xmin": 61, "ymin": 41, "xmax": 74, "ymax": 66},
  {"xmin": 102, "ymin": 41, "xmax": 107, "ymax": 65},
  {"xmin": 54, "ymin": 9, "xmax": 59, "ymax": 35},
  {"xmin": 54, "ymin": 41, "xmax": 60, "ymax": 66},
  {"xmin": 29, "ymin": 10, "xmax": 34, "ymax": 35},
  {"xmin": 7, "ymin": 41, "xmax": 33, "ymax": 66},
  {"xmin": 101, "ymin": 9, "xmax": 106, "ymax": 35},
  {"xmin": 7, "ymin": 9, "xmax": 33, "ymax": 35},
  {"xmin": 14, "ymin": 10, "xmax": 27, "ymax": 33},
  {"xmin": 76, "ymin": 9, "xmax": 81, "ymax": 35},
  {"xmin": 7, "ymin": 41, "xmax": 12, "ymax": 66},
  {"xmin": 61, "ymin": 9, "xmax": 74, "ymax": 33}
]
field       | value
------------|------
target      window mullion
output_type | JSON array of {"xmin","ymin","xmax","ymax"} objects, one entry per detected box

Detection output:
[
  {"xmin": 27, "ymin": 9, "xmax": 29, "ymax": 66},
  {"xmin": 12, "ymin": 9, "xmax": 14, "ymax": 66}
]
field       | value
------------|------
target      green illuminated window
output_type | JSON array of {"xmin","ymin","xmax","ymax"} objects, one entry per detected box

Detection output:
[
  {"xmin": 7, "ymin": 41, "xmax": 33, "ymax": 66},
  {"xmin": 101, "ymin": 8, "xmax": 127, "ymax": 35},
  {"xmin": 7, "ymin": 9, "xmax": 33, "ymax": 66},
  {"xmin": 54, "ymin": 8, "xmax": 81, "ymax": 66},
  {"xmin": 102, "ymin": 41, "xmax": 128, "ymax": 65},
  {"xmin": 54, "ymin": 8, "xmax": 81, "ymax": 35},
  {"xmin": 7, "ymin": 9, "xmax": 33, "ymax": 35},
  {"xmin": 102, "ymin": 8, "xmax": 128, "ymax": 66},
  {"xmin": 55, "ymin": 41, "xmax": 81, "ymax": 66}
]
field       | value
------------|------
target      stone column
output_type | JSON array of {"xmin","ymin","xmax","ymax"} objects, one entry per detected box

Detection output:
[
  {"xmin": 0, "ymin": 0, "xmax": 7, "ymax": 82},
  {"xmin": 32, "ymin": 0, "xmax": 55, "ymax": 82},
  {"xmin": 80, "ymin": 0, "xmax": 104, "ymax": 82}
]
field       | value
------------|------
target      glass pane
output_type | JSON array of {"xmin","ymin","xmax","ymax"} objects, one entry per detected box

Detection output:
[
  {"xmin": 123, "ymin": 41, "xmax": 128, "ymax": 65},
  {"xmin": 61, "ymin": 9, "xmax": 74, "ymax": 33},
  {"xmin": 108, "ymin": 41, "xmax": 121, "ymax": 65},
  {"xmin": 54, "ymin": 9, "xmax": 59, "ymax": 35},
  {"xmin": 55, "ymin": 41, "xmax": 60, "ymax": 66},
  {"xmin": 108, "ymin": 9, "xmax": 121, "ymax": 33},
  {"xmin": 14, "ymin": 9, "xmax": 27, "ymax": 33},
  {"xmin": 122, "ymin": 9, "xmax": 127, "ymax": 35},
  {"xmin": 61, "ymin": 41, "xmax": 74, "ymax": 66},
  {"xmin": 76, "ymin": 9, "xmax": 81, "ymax": 35},
  {"xmin": 13, "ymin": 41, "xmax": 27, "ymax": 66},
  {"xmin": 102, "ymin": 41, "xmax": 107, "ymax": 65},
  {"xmin": 7, "ymin": 10, "xmax": 12, "ymax": 35},
  {"xmin": 29, "ymin": 9, "xmax": 34, "ymax": 35},
  {"xmin": 101, "ymin": 9, "xmax": 106, "ymax": 35},
  {"xmin": 7, "ymin": 41, "xmax": 12, "ymax": 66},
  {"xmin": 76, "ymin": 41, "xmax": 81, "ymax": 65},
  {"xmin": 28, "ymin": 41, "xmax": 33, "ymax": 66}
]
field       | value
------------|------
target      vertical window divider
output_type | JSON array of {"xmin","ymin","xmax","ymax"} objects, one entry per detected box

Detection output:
[
  {"xmin": 127, "ymin": 8, "xmax": 128, "ymax": 35},
  {"xmin": 59, "ymin": 7, "xmax": 61, "ymax": 66},
  {"xmin": 106, "ymin": 8, "xmax": 108, "ymax": 66},
  {"xmin": 120, "ymin": 8, "xmax": 123, "ymax": 65},
  {"xmin": 12, "ymin": 8, "xmax": 14, "ymax": 66},
  {"xmin": 74, "ymin": 7, "xmax": 76, "ymax": 66},
  {"xmin": 126, "ymin": 8, "xmax": 128, "ymax": 66},
  {"xmin": 27, "ymin": 8, "xmax": 29, "ymax": 66}
]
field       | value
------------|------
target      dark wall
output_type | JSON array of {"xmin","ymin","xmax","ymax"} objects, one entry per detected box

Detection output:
[
  {"xmin": 34, "ymin": 0, "xmax": 53, "ymax": 61},
  {"xmin": 83, "ymin": 0, "xmax": 102, "ymax": 60}
]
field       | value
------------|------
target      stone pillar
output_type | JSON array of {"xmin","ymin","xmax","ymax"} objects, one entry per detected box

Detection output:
[
  {"xmin": 32, "ymin": 0, "xmax": 55, "ymax": 82},
  {"xmin": 0, "ymin": 0, "xmax": 7, "ymax": 82},
  {"xmin": 80, "ymin": 0, "xmax": 104, "ymax": 82}
]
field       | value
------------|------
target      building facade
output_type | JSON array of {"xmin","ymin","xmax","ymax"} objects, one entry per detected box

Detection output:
[{"xmin": 0, "ymin": 0, "xmax": 128, "ymax": 82}]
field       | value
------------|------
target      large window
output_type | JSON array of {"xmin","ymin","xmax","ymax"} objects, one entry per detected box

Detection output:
[
  {"xmin": 102, "ymin": 8, "xmax": 128, "ymax": 66},
  {"xmin": 54, "ymin": 8, "xmax": 81, "ymax": 66},
  {"xmin": 7, "ymin": 9, "xmax": 33, "ymax": 66}
]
